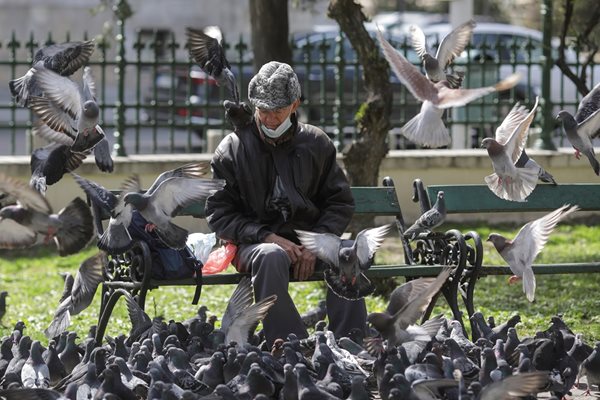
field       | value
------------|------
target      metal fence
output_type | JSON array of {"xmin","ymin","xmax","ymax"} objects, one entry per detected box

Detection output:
[{"xmin": 0, "ymin": 18, "xmax": 597, "ymax": 156}]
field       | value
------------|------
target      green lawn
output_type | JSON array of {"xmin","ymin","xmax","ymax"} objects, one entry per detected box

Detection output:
[{"xmin": 1, "ymin": 222, "xmax": 599, "ymax": 344}]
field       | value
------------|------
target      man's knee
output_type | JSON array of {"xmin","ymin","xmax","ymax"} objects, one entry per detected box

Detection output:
[{"xmin": 251, "ymin": 243, "xmax": 291, "ymax": 277}]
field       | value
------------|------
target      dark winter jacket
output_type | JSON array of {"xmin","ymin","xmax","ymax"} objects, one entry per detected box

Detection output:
[{"xmin": 205, "ymin": 115, "xmax": 354, "ymax": 247}]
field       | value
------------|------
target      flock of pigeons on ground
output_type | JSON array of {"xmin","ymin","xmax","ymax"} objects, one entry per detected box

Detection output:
[
  {"xmin": 0, "ymin": 20, "xmax": 599, "ymax": 400},
  {"xmin": 0, "ymin": 275, "xmax": 599, "ymax": 399}
]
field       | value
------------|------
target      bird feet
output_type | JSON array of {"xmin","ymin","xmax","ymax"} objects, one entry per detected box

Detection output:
[
  {"xmin": 144, "ymin": 223, "xmax": 157, "ymax": 233},
  {"xmin": 508, "ymin": 275, "xmax": 521, "ymax": 284},
  {"xmin": 43, "ymin": 227, "xmax": 58, "ymax": 244},
  {"xmin": 574, "ymin": 148, "xmax": 581, "ymax": 160}
]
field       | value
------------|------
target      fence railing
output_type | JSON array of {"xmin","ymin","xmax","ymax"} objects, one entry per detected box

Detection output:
[{"xmin": 0, "ymin": 18, "xmax": 597, "ymax": 156}]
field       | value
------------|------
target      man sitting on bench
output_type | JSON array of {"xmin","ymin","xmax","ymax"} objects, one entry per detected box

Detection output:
[{"xmin": 205, "ymin": 61, "xmax": 367, "ymax": 346}]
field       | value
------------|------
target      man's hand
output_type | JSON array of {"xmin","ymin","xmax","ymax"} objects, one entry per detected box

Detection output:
[
  {"xmin": 263, "ymin": 233, "xmax": 302, "ymax": 264},
  {"xmin": 293, "ymin": 248, "xmax": 316, "ymax": 281},
  {"xmin": 224, "ymin": 100, "xmax": 253, "ymax": 131}
]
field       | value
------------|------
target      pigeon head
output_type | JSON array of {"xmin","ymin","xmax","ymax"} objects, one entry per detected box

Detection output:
[
  {"xmin": 480, "ymin": 137, "xmax": 503, "ymax": 154},
  {"xmin": 366, "ymin": 312, "xmax": 392, "ymax": 332},
  {"xmin": 487, "ymin": 233, "xmax": 508, "ymax": 252},
  {"xmin": 83, "ymin": 100, "xmax": 99, "ymax": 119},
  {"xmin": 123, "ymin": 192, "xmax": 147, "ymax": 210},
  {"xmin": 0, "ymin": 205, "xmax": 28, "ymax": 223},
  {"xmin": 556, "ymin": 110, "xmax": 577, "ymax": 129}
]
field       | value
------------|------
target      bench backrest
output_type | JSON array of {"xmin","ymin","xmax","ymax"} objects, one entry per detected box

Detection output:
[{"xmin": 425, "ymin": 184, "xmax": 600, "ymax": 213}]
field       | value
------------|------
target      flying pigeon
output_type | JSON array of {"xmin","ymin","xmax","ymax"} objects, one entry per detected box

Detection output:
[
  {"xmin": 515, "ymin": 149, "xmax": 557, "ymax": 185},
  {"xmin": 409, "ymin": 19, "xmax": 476, "ymax": 88},
  {"xmin": 295, "ymin": 224, "xmax": 392, "ymax": 300},
  {"xmin": 478, "ymin": 370, "xmax": 549, "ymax": 400},
  {"xmin": 481, "ymin": 97, "xmax": 540, "ymax": 202},
  {"xmin": 29, "ymin": 66, "xmax": 105, "ymax": 154},
  {"xmin": 367, "ymin": 266, "xmax": 452, "ymax": 347},
  {"xmin": 487, "ymin": 204, "xmax": 579, "ymax": 302},
  {"xmin": 186, "ymin": 26, "xmax": 239, "ymax": 104},
  {"xmin": 557, "ymin": 82, "xmax": 600, "ymax": 176},
  {"xmin": 219, "ymin": 276, "xmax": 277, "ymax": 346},
  {"xmin": 403, "ymin": 190, "xmax": 446, "ymax": 240},
  {"xmin": 9, "ymin": 40, "xmax": 95, "ymax": 107},
  {"xmin": 0, "ymin": 173, "xmax": 93, "ymax": 255},
  {"xmin": 44, "ymin": 251, "xmax": 107, "ymax": 339},
  {"xmin": 377, "ymin": 29, "xmax": 521, "ymax": 149},
  {"xmin": 29, "ymin": 143, "xmax": 87, "ymax": 195}
]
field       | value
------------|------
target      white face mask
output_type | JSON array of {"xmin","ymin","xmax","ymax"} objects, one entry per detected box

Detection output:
[{"xmin": 260, "ymin": 113, "xmax": 293, "ymax": 139}]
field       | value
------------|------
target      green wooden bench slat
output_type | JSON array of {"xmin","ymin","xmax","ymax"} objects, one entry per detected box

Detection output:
[
  {"xmin": 176, "ymin": 186, "xmax": 402, "ymax": 218},
  {"xmin": 426, "ymin": 184, "xmax": 600, "ymax": 213}
]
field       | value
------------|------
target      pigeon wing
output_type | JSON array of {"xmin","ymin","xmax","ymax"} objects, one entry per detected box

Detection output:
[
  {"xmin": 37, "ymin": 40, "xmax": 96, "ymax": 76},
  {"xmin": 479, "ymin": 371, "xmax": 548, "ymax": 400},
  {"xmin": 82, "ymin": 66, "xmax": 96, "ymax": 101},
  {"xmin": 494, "ymin": 102, "xmax": 529, "ymax": 145},
  {"xmin": 436, "ymin": 73, "xmax": 521, "ymax": 108},
  {"xmin": 148, "ymin": 177, "xmax": 225, "ymax": 217},
  {"xmin": 0, "ymin": 173, "xmax": 52, "ymax": 213},
  {"xmin": 393, "ymin": 267, "xmax": 451, "ymax": 330},
  {"xmin": 295, "ymin": 230, "xmax": 342, "ymax": 268},
  {"xmin": 71, "ymin": 173, "xmax": 119, "ymax": 213},
  {"xmin": 33, "ymin": 68, "xmax": 83, "ymax": 122},
  {"xmin": 221, "ymin": 276, "xmax": 254, "ymax": 333},
  {"xmin": 186, "ymin": 27, "xmax": 230, "ymax": 77},
  {"xmin": 119, "ymin": 174, "xmax": 142, "ymax": 194},
  {"xmin": 31, "ymin": 120, "xmax": 76, "ymax": 144},
  {"xmin": 575, "ymin": 81, "xmax": 600, "ymax": 124},
  {"xmin": 125, "ymin": 293, "xmax": 153, "ymax": 340},
  {"xmin": 70, "ymin": 251, "xmax": 106, "ymax": 315},
  {"xmin": 377, "ymin": 29, "xmax": 439, "ymax": 103},
  {"xmin": 146, "ymin": 162, "xmax": 211, "ymax": 196},
  {"xmin": 409, "ymin": 25, "xmax": 428, "ymax": 58},
  {"xmin": 576, "ymin": 106, "xmax": 600, "ymax": 139},
  {"xmin": 502, "ymin": 96, "xmax": 539, "ymax": 163},
  {"xmin": 0, "ymin": 219, "xmax": 37, "ymax": 249},
  {"xmin": 354, "ymin": 224, "xmax": 392, "ymax": 266},
  {"xmin": 386, "ymin": 277, "xmax": 438, "ymax": 315},
  {"xmin": 435, "ymin": 20, "xmax": 476, "ymax": 69},
  {"xmin": 224, "ymin": 294, "xmax": 277, "ymax": 346}
]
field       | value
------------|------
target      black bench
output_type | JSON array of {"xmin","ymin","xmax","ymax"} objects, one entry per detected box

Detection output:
[{"xmin": 91, "ymin": 177, "xmax": 483, "ymax": 344}]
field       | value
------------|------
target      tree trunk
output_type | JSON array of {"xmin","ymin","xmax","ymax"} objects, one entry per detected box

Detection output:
[
  {"xmin": 249, "ymin": 0, "xmax": 293, "ymax": 71},
  {"xmin": 327, "ymin": 0, "xmax": 392, "ymax": 187}
]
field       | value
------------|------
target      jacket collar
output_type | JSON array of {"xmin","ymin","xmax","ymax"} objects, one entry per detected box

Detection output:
[{"xmin": 255, "ymin": 113, "xmax": 299, "ymax": 147}]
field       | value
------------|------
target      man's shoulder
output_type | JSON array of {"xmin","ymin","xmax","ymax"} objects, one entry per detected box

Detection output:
[{"xmin": 298, "ymin": 122, "xmax": 333, "ymax": 144}]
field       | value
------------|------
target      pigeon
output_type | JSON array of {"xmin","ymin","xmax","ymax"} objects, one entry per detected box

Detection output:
[
  {"xmin": 186, "ymin": 26, "xmax": 240, "ymax": 104},
  {"xmin": 21, "ymin": 340, "xmax": 50, "ymax": 388},
  {"xmin": 0, "ymin": 173, "xmax": 93, "ymax": 256},
  {"xmin": 403, "ymin": 191, "xmax": 446, "ymax": 240},
  {"xmin": 377, "ymin": 28, "xmax": 520, "ymax": 149},
  {"xmin": 579, "ymin": 341, "xmax": 600, "ymax": 394},
  {"xmin": 515, "ymin": 149, "xmax": 557, "ymax": 185},
  {"xmin": 123, "ymin": 176, "xmax": 225, "ymax": 250},
  {"xmin": 9, "ymin": 40, "xmax": 95, "ymax": 107},
  {"xmin": 481, "ymin": 97, "xmax": 540, "ymax": 202},
  {"xmin": 409, "ymin": 19, "xmax": 476, "ymax": 87},
  {"xmin": 300, "ymin": 300, "xmax": 327, "ymax": 329},
  {"xmin": 367, "ymin": 267, "xmax": 452, "ymax": 347},
  {"xmin": 219, "ymin": 277, "xmax": 278, "ymax": 346},
  {"xmin": 44, "ymin": 251, "xmax": 107, "ymax": 338},
  {"xmin": 43, "ymin": 340, "xmax": 67, "ymax": 387},
  {"xmin": 557, "ymin": 81, "xmax": 600, "ymax": 175},
  {"xmin": 29, "ymin": 65, "xmax": 100, "ymax": 147},
  {"xmin": 295, "ymin": 224, "xmax": 391, "ymax": 299},
  {"xmin": 487, "ymin": 204, "xmax": 579, "ymax": 302},
  {"xmin": 29, "ymin": 143, "xmax": 87, "ymax": 195}
]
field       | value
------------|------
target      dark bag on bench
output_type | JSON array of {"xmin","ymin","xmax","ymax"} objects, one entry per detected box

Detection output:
[{"xmin": 128, "ymin": 211, "xmax": 201, "ymax": 280}]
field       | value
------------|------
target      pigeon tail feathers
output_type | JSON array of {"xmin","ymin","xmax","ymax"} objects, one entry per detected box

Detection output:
[
  {"xmin": 484, "ymin": 167, "xmax": 538, "ymax": 202},
  {"xmin": 8, "ymin": 68, "xmax": 37, "ymax": 107},
  {"xmin": 401, "ymin": 110, "xmax": 450, "ymax": 148},
  {"xmin": 98, "ymin": 221, "xmax": 133, "ymax": 255},
  {"xmin": 522, "ymin": 267, "xmax": 536, "ymax": 302},
  {"xmin": 154, "ymin": 222, "xmax": 189, "ymax": 250}
]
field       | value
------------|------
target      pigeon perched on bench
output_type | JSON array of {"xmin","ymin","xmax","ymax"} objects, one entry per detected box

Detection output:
[
  {"xmin": 295, "ymin": 224, "xmax": 392, "ymax": 300},
  {"xmin": 403, "ymin": 190, "xmax": 446, "ymax": 240}
]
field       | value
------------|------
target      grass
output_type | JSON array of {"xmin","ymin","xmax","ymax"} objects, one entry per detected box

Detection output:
[{"xmin": 1, "ymin": 222, "xmax": 599, "ymax": 344}]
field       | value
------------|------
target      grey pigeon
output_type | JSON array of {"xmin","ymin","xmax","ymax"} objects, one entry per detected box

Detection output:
[
  {"xmin": 515, "ymin": 149, "xmax": 557, "ymax": 185},
  {"xmin": 409, "ymin": 19, "xmax": 475, "ymax": 87},
  {"xmin": 0, "ymin": 291, "xmax": 7, "ymax": 326},
  {"xmin": 403, "ymin": 191, "xmax": 446, "ymax": 240},
  {"xmin": 294, "ymin": 363, "xmax": 339, "ymax": 399},
  {"xmin": 0, "ymin": 174, "xmax": 93, "ymax": 256},
  {"xmin": 194, "ymin": 351, "xmax": 224, "ymax": 388},
  {"xmin": 223, "ymin": 100, "xmax": 253, "ymax": 132},
  {"xmin": 21, "ymin": 340, "xmax": 50, "ymax": 388},
  {"xmin": 377, "ymin": 29, "xmax": 520, "ymax": 149},
  {"xmin": 123, "ymin": 176, "xmax": 225, "ymax": 249},
  {"xmin": 58, "ymin": 332, "xmax": 81, "ymax": 375},
  {"xmin": 9, "ymin": 40, "xmax": 95, "ymax": 107},
  {"xmin": 386, "ymin": 277, "xmax": 438, "ymax": 316},
  {"xmin": 487, "ymin": 204, "xmax": 578, "ymax": 302},
  {"xmin": 300, "ymin": 299, "xmax": 327, "ymax": 329},
  {"xmin": 296, "ymin": 224, "xmax": 391, "ymax": 299},
  {"xmin": 367, "ymin": 267, "xmax": 451, "ymax": 347},
  {"xmin": 124, "ymin": 293, "xmax": 156, "ymax": 344},
  {"xmin": 579, "ymin": 341, "xmax": 600, "ymax": 394},
  {"xmin": 42, "ymin": 340, "xmax": 66, "ymax": 387},
  {"xmin": 186, "ymin": 26, "xmax": 240, "ymax": 103},
  {"xmin": 29, "ymin": 143, "xmax": 87, "ymax": 195},
  {"xmin": 219, "ymin": 277, "xmax": 278, "ymax": 346},
  {"xmin": 30, "ymin": 66, "xmax": 104, "ymax": 154},
  {"xmin": 481, "ymin": 98, "xmax": 540, "ymax": 202},
  {"xmin": 3, "ymin": 335, "xmax": 32, "ymax": 385},
  {"xmin": 279, "ymin": 363, "xmax": 298, "ymax": 400},
  {"xmin": 44, "ymin": 251, "xmax": 106, "ymax": 338},
  {"xmin": 557, "ymin": 81, "xmax": 600, "ymax": 175}
]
